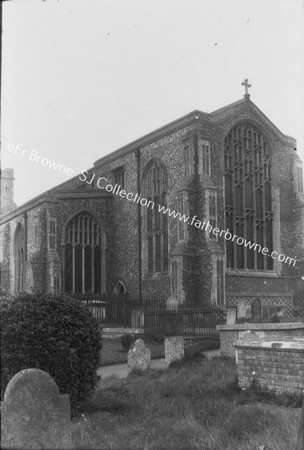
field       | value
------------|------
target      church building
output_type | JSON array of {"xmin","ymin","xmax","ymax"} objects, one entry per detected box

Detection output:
[{"xmin": 1, "ymin": 85, "xmax": 304, "ymax": 319}]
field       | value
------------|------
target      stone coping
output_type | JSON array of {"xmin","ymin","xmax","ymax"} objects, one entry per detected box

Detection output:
[
  {"xmin": 102, "ymin": 327, "xmax": 144, "ymax": 334},
  {"xmin": 217, "ymin": 322, "xmax": 304, "ymax": 331},
  {"xmin": 234, "ymin": 338, "xmax": 304, "ymax": 351},
  {"xmin": 233, "ymin": 332, "xmax": 304, "ymax": 352}
]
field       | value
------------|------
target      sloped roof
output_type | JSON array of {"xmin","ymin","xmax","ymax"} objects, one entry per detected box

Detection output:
[{"xmin": 0, "ymin": 97, "xmax": 297, "ymax": 222}]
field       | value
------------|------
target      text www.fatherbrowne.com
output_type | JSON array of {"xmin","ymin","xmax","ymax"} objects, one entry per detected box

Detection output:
[{"xmin": 80, "ymin": 171, "xmax": 297, "ymax": 267}]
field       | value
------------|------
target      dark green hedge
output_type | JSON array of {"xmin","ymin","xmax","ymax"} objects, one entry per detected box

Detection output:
[{"xmin": 1, "ymin": 293, "xmax": 102, "ymax": 415}]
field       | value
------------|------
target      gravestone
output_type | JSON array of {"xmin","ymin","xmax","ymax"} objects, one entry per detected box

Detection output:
[
  {"xmin": 226, "ymin": 308, "xmax": 236, "ymax": 325},
  {"xmin": 165, "ymin": 336, "xmax": 185, "ymax": 367},
  {"xmin": 237, "ymin": 299, "xmax": 247, "ymax": 319},
  {"xmin": 1, "ymin": 368, "xmax": 72, "ymax": 449},
  {"xmin": 237, "ymin": 299, "xmax": 251, "ymax": 320},
  {"xmin": 128, "ymin": 339, "xmax": 151, "ymax": 371}
]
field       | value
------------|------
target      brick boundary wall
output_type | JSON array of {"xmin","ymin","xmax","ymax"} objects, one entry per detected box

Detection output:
[{"xmin": 235, "ymin": 344, "xmax": 304, "ymax": 395}]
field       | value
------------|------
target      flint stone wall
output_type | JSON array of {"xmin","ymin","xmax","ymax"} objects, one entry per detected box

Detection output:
[{"xmin": 234, "ymin": 338, "xmax": 304, "ymax": 395}]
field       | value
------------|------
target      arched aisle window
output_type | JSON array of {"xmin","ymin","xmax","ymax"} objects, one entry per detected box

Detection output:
[
  {"xmin": 224, "ymin": 122, "xmax": 273, "ymax": 270},
  {"xmin": 142, "ymin": 159, "xmax": 169, "ymax": 274},
  {"xmin": 64, "ymin": 212, "xmax": 105, "ymax": 294},
  {"xmin": 251, "ymin": 298, "xmax": 262, "ymax": 321},
  {"xmin": 14, "ymin": 223, "xmax": 25, "ymax": 294}
]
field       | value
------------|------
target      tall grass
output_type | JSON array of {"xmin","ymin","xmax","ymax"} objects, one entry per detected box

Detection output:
[{"xmin": 72, "ymin": 356, "xmax": 301, "ymax": 450}]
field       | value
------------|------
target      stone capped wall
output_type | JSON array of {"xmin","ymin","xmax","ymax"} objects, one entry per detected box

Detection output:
[
  {"xmin": 235, "ymin": 339, "xmax": 304, "ymax": 395},
  {"xmin": 217, "ymin": 322, "xmax": 304, "ymax": 357}
]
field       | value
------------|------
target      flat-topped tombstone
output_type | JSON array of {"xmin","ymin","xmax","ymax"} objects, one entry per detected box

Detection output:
[
  {"xmin": 226, "ymin": 308, "xmax": 236, "ymax": 325},
  {"xmin": 128, "ymin": 339, "xmax": 151, "ymax": 371},
  {"xmin": 237, "ymin": 299, "xmax": 251, "ymax": 320},
  {"xmin": 165, "ymin": 336, "xmax": 185, "ymax": 367},
  {"xmin": 238, "ymin": 330, "xmax": 261, "ymax": 344},
  {"xmin": 1, "ymin": 368, "xmax": 72, "ymax": 450}
]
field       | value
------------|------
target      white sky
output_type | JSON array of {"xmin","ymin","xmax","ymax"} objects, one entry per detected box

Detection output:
[{"xmin": 1, "ymin": 0, "xmax": 304, "ymax": 206}]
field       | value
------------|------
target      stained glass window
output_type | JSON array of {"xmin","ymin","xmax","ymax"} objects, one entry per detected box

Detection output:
[
  {"xmin": 177, "ymin": 191, "xmax": 188, "ymax": 242},
  {"xmin": 143, "ymin": 160, "xmax": 168, "ymax": 273},
  {"xmin": 184, "ymin": 139, "xmax": 193, "ymax": 176},
  {"xmin": 207, "ymin": 190, "xmax": 217, "ymax": 240},
  {"xmin": 224, "ymin": 123, "xmax": 273, "ymax": 270},
  {"xmin": 48, "ymin": 219, "xmax": 57, "ymax": 250},
  {"xmin": 64, "ymin": 212, "xmax": 103, "ymax": 294},
  {"xmin": 199, "ymin": 140, "xmax": 211, "ymax": 176},
  {"xmin": 112, "ymin": 166, "xmax": 125, "ymax": 189}
]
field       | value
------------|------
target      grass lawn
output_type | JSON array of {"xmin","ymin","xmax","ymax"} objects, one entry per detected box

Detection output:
[
  {"xmin": 72, "ymin": 356, "xmax": 301, "ymax": 449},
  {"xmin": 100, "ymin": 336, "xmax": 220, "ymax": 366},
  {"xmin": 100, "ymin": 337, "xmax": 165, "ymax": 366}
]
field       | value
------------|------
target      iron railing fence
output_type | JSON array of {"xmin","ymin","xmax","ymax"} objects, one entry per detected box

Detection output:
[{"xmin": 77, "ymin": 294, "xmax": 226, "ymax": 343}]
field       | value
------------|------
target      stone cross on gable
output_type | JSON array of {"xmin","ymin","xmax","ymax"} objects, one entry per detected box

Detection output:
[{"xmin": 241, "ymin": 79, "xmax": 251, "ymax": 98}]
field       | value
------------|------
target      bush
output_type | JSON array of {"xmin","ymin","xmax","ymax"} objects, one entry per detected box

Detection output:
[
  {"xmin": 120, "ymin": 334, "xmax": 136, "ymax": 352},
  {"xmin": 1, "ymin": 293, "xmax": 102, "ymax": 415}
]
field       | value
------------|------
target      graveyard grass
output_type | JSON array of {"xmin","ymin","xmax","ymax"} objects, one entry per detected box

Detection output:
[
  {"xmin": 72, "ymin": 356, "xmax": 301, "ymax": 450},
  {"xmin": 100, "ymin": 336, "xmax": 219, "ymax": 366},
  {"xmin": 100, "ymin": 337, "xmax": 164, "ymax": 366}
]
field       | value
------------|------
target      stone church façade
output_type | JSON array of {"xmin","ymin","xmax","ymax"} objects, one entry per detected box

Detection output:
[{"xmin": 1, "ymin": 93, "xmax": 304, "ymax": 318}]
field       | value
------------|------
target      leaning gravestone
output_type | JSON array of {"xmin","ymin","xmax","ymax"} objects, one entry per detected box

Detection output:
[
  {"xmin": 226, "ymin": 308, "xmax": 236, "ymax": 325},
  {"xmin": 1, "ymin": 368, "xmax": 72, "ymax": 450},
  {"xmin": 165, "ymin": 336, "xmax": 185, "ymax": 367},
  {"xmin": 237, "ymin": 299, "xmax": 251, "ymax": 320},
  {"xmin": 237, "ymin": 299, "xmax": 247, "ymax": 319},
  {"xmin": 128, "ymin": 339, "xmax": 151, "ymax": 371}
]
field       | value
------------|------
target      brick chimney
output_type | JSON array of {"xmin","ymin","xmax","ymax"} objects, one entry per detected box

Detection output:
[{"xmin": 0, "ymin": 168, "xmax": 17, "ymax": 214}]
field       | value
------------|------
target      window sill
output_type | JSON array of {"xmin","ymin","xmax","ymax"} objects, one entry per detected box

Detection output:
[{"xmin": 226, "ymin": 269, "xmax": 279, "ymax": 278}]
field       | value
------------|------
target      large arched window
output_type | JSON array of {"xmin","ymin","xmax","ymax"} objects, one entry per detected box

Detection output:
[
  {"xmin": 14, "ymin": 223, "xmax": 25, "ymax": 294},
  {"xmin": 224, "ymin": 122, "xmax": 273, "ymax": 270},
  {"xmin": 143, "ymin": 159, "xmax": 169, "ymax": 274},
  {"xmin": 64, "ymin": 212, "xmax": 105, "ymax": 294}
]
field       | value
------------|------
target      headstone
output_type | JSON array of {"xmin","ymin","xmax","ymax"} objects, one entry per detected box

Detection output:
[
  {"xmin": 165, "ymin": 336, "xmax": 185, "ymax": 367},
  {"xmin": 237, "ymin": 299, "xmax": 251, "ymax": 320},
  {"xmin": 1, "ymin": 368, "xmax": 72, "ymax": 450},
  {"xmin": 128, "ymin": 339, "xmax": 151, "ymax": 371},
  {"xmin": 262, "ymin": 305, "xmax": 270, "ymax": 321},
  {"xmin": 237, "ymin": 299, "xmax": 247, "ymax": 319},
  {"xmin": 226, "ymin": 308, "xmax": 236, "ymax": 325}
]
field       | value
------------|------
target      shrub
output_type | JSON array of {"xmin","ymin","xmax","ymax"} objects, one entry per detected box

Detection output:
[
  {"xmin": 120, "ymin": 334, "xmax": 136, "ymax": 352},
  {"xmin": 1, "ymin": 292, "xmax": 102, "ymax": 415}
]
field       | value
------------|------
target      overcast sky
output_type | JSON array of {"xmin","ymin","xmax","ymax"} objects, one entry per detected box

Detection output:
[{"xmin": 2, "ymin": 0, "xmax": 304, "ymax": 206}]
